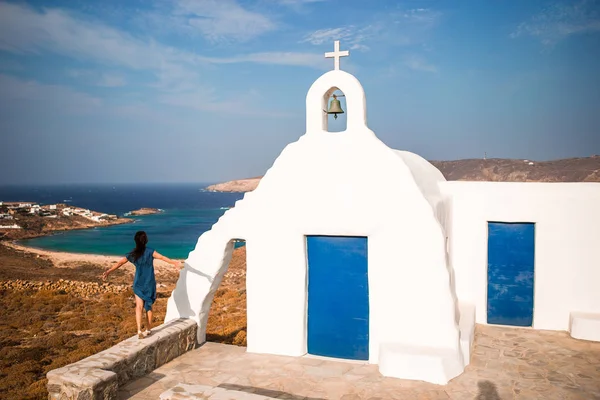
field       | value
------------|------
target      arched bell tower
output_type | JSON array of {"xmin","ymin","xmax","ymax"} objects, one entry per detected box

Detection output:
[{"xmin": 305, "ymin": 41, "xmax": 375, "ymax": 138}]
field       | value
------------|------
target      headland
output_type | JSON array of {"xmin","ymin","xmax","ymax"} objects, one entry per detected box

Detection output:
[
  {"xmin": 205, "ymin": 177, "xmax": 262, "ymax": 193},
  {"xmin": 0, "ymin": 201, "xmax": 133, "ymax": 241},
  {"xmin": 205, "ymin": 156, "xmax": 600, "ymax": 192}
]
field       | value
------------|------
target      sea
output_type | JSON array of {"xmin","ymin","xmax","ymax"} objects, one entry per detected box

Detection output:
[{"xmin": 0, "ymin": 184, "xmax": 245, "ymax": 259}]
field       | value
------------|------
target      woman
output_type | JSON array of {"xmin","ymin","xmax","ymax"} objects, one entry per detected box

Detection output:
[{"xmin": 102, "ymin": 231, "xmax": 181, "ymax": 339}]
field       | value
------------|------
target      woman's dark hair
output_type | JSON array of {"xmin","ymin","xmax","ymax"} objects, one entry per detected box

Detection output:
[{"xmin": 129, "ymin": 231, "xmax": 148, "ymax": 262}]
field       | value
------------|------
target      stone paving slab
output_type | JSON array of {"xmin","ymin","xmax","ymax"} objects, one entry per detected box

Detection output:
[
  {"xmin": 160, "ymin": 383, "xmax": 282, "ymax": 399},
  {"xmin": 118, "ymin": 325, "xmax": 600, "ymax": 400}
]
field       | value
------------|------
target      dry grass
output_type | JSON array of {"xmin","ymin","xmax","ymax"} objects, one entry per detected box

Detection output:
[
  {"xmin": 0, "ymin": 245, "xmax": 247, "ymax": 400},
  {"xmin": 206, "ymin": 246, "xmax": 247, "ymax": 346},
  {"xmin": 0, "ymin": 288, "xmax": 161, "ymax": 399}
]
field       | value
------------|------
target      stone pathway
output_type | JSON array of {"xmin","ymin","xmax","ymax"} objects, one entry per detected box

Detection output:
[{"xmin": 118, "ymin": 325, "xmax": 600, "ymax": 399}]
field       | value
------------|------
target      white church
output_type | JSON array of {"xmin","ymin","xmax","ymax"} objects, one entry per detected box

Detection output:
[{"xmin": 165, "ymin": 41, "xmax": 600, "ymax": 385}]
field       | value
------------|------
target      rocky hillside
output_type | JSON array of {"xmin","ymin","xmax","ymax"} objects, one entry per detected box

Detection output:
[
  {"xmin": 430, "ymin": 157, "xmax": 600, "ymax": 183},
  {"xmin": 206, "ymin": 156, "xmax": 600, "ymax": 192},
  {"xmin": 0, "ymin": 213, "xmax": 131, "ymax": 241},
  {"xmin": 206, "ymin": 177, "xmax": 262, "ymax": 192},
  {"xmin": 0, "ymin": 243, "xmax": 247, "ymax": 399}
]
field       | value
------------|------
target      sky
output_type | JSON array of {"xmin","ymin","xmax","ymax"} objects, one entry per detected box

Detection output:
[{"xmin": 0, "ymin": 0, "xmax": 599, "ymax": 184}]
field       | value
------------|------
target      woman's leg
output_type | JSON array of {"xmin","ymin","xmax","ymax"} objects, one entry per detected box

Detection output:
[
  {"xmin": 134, "ymin": 295, "xmax": 144, "ymax": 334},
  {"xmin": 146, "ymin": 309, "xmax": 153, "ymax": 332}
]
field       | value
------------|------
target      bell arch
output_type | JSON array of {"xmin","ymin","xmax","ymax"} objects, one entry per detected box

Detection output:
[
  {"xmin": 306, "ymin": 70, "xmax": 371, "ymax": 135},
  {"xmin": 324, "ymin": 87, "xmax": 347, "ymax": 132}
]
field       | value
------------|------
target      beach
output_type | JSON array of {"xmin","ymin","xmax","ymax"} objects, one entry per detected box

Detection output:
[
  {"xmin": 7, "ymin": 240, "xmax": 122, "ymax": 267},
  {"xmin": 3, "ymin": 240, "xmax": 182, "ymax": 281}
]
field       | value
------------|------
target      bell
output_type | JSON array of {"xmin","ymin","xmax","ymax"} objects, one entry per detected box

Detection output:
[{"xmin": 327, "ymin": 94, "xmax": 344, "ymax": 119}]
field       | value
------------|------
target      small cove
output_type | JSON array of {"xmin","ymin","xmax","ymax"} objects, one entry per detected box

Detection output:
[{"xmin": 2, "ymin": 184, "xmax": 245, "ymax": 259}]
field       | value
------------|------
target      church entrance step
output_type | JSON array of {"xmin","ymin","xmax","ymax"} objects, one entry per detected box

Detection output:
[{"xmin": 570, "ymin": 312, "xmax": 600, "ymax": 342}]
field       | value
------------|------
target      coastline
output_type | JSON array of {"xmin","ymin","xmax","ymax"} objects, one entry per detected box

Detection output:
[
  {"xmin": 3, "ymin": 240, "xmax": 184, "ymax": 277},
  {"xmin": 0, "ymin": 215, "xmax": 134, "ymax": 241},
  {"xmin": 0, "ymin": 204, "xmax": 189, "ymax": 269},
  {"xmin": 5, "ymin": 240, "xmax": 122, "ymax": 268}
]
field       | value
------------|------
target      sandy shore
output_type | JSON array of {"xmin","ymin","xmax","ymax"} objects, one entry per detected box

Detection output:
[{"xmin": 4, "ymin": 241, "xmax": 184, "ymax": 278}]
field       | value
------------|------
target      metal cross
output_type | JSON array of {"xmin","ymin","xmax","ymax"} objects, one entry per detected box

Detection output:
[{"xmin": 325, "ymin": 40, "xmax": 349, "ymax": 71}]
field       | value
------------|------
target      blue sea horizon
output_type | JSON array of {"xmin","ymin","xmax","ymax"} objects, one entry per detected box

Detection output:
[{"xmin": 0, "ymin": 183, "xmax": 245, "ymax": 259}]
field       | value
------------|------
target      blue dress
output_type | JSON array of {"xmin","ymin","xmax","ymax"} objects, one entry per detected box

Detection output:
[{"xmin": 126, "ymin": 247, "xmax": 156, "ymax": 311}]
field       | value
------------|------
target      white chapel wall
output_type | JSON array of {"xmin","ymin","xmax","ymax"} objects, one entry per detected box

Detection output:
[
  {"xmin": 440, "ymin": 181, "xmax": 600, "ymax": 331},
  {"xmin": 231, "ymin": 122, "xmax": 460, "ymax": 362},
  {"xmin": 167, "ymin": 68, "xmax": 464, "ymax": 374},
  {"xmin": 230, "ymin": 69, "xmax": 461, "ymax": 363},
  {"xmin": 393, "ymin": 150, "xmax": 448, "ymax": 227}
]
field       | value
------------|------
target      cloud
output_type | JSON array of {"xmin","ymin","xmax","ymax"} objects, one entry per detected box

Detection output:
[
  {"xmin": 403, "ymin": 55, "xmax": 438, "ymax": 73},
  {"xmin": 511, "ymin": 0, "xmax": 600, "ymax": 45},
  {"xmin": 301, "ymin": 7, "xmax": 441, "ymax": 51},
  {"xmin": 301, "ymin": 26, "xmax": 376, "ymax": 51},
  {"xmin": 399, "ymin": 8, "xmax": 442, "ymax": 28},
  {"xmin": 302, "ymin": 27, "xmax": 351, "ymax": 45},
  {"xmin": 262, "ymin": 0, "xmax": 328, "ymax": 14},
  {"xmin": 98, "ymin": 74, "xmax": 127, "ymax": 87},
  {"xmin": 67, "ymin": 69, "xmax": 126, "ymax": 87},
  {"xmin": 207, "ymin": 52, "xmax": 328, "ymax": 68},
  {"xmin": 172, "ymin": 0, "xmax": 277, "ymax": 42},
  {"xmin": 0, "ymin": 74, "xmax": 166, "ymax": 121},
  {"xmin": 270, "ymin": 0, "xmax": 328, "ymax": 11},
  {"xmin": 0, "ymin": 2, "xmax": 190, "ymax": 71},
  {"xmin": 0, "ymin": 74, "xmax": 102, "ymax": 113},
  {"xmin": 0, "ymin": 72, "xmax": 283, "ymax": 120},
  {"xmin": 159, "ymin": 87, "xmax": 293, "ymax": 117},
  {"xmin": 0, "ymin": 0, "xmax": 326, "ymax": 108},
  {"xmin": 0, "ymin": 59, "xmax": 22, "ymax": 72},
  {"xmin": 0, "ymin": 2, "xmax": 336, "ymax": 118},
  {"xmin": 0, "ymin": 2, "xmax": 324, "ymax": 72},
  {"xmin": 276, "ymin": 0, "xmax": 327, "ymax": 4}
]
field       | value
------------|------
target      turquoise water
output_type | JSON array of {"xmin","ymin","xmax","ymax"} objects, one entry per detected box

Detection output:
[
  {"xmin": 21, "ymin": 208, "xmax": 232, "ymax": 259},
  {"xmin": 0, "ymin": 184, "xmax": 245, "ymax": 259}
]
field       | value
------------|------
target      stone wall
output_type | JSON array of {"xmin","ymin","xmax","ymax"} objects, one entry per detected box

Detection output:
[
  {"xmin": 47, "ymin": 318, "xmax": 197, "ymax": 400},
  {"xmin": 0, "ymin": 279, "xmax": 129, "ymax": 297}
]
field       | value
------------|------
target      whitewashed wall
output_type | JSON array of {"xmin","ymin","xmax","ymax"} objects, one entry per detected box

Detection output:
[
  {"xmin": 166, "ymin": 69, "xmax": 468, "ymax": 383},
  {"xmin": 440, "ymin": 181, "xmax": 600, "ymax": 331}
]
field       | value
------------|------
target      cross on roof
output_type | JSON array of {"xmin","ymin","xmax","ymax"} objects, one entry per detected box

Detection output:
[{"xmin": 325, "ymin": 40, "xmax": 349, "ymax": 71}]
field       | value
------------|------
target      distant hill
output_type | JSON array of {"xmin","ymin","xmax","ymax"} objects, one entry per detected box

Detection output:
[
  {"xmin": 206, "ymin": 177, "xmax": 262, "ymax": 193},
  {"xmin": 205, "ymin": 156, "xmax": 600, "ymax": 192},
  {"xmin": 430, "ymin": 157, "xmax": 600, "ymax": 182}
]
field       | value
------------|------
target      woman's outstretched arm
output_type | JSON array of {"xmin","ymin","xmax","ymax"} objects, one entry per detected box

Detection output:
[
  {"xmin": 102, "ymin": 257, "xmax": 128, "ymax": 280},
  {"xmin": 153, "ymin": 251, "xmax": 182, "ymax": 269}
]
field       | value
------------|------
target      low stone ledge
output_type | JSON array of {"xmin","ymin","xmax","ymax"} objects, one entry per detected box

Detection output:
[{"xmin": 47, "ymin": 318, "xmax": 197, "ymax": 400}]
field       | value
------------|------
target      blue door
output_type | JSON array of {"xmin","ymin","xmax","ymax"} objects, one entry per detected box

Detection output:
[
  {"xmin": 487, "ymin": 222, "xmax": 535, "ymax": 327},
  {"xmin": 307, "ymin": 236, "xmax": 369, "ymax": 360}
]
